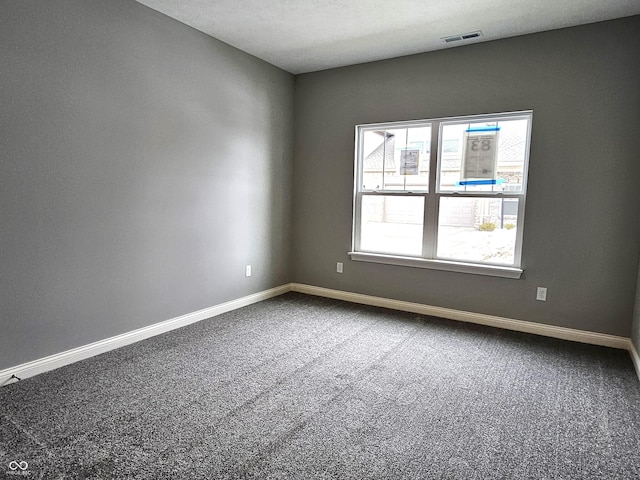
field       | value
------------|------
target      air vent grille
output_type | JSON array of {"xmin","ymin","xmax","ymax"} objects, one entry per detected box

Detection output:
[{"xmin": 442, "ymin": 31, "xmax": 482, "ymax": 44}]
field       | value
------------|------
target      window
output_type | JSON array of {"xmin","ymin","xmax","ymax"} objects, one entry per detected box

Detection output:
[{"xmin": 350, "ymin": 111, "xmax": 533, "ymax": 278}]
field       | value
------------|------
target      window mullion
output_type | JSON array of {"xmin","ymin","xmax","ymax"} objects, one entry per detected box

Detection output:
[{"xmin": 422, "ymin": 121, "xmax": 440, "ymax": 259}]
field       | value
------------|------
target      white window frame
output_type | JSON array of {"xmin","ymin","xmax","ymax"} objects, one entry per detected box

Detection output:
[{"xmin": 349, "ymin": 111, "xmax": 533, "ymax": 279}]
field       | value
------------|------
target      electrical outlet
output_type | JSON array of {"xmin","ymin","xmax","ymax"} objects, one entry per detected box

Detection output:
[
  {"xmin": 536, "ymin": 287, "xmax": 547, "ymax": 301},
  {"xmin": 245, "ymin": 265, "xmax": 251, "ymax": 277},
  {"xmin": 336, "ymin": 262, "xmax": 343, "ymax": 273}
]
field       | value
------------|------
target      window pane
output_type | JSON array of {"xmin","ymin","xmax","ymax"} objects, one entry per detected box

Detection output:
[
  {"xmin": 438, "ymin": 118, "xmax": 529, "ymax": 193},
  {"xmin": 361, "ymin": 126, "xmax": 430, "ymax": 191},
  {"xmin": 437, "ymin": 197, "xmax": 519, "ymax": 265},
  {"xmin": 360, "ymin": 195, "xmax": 424, "ymax": 256}
]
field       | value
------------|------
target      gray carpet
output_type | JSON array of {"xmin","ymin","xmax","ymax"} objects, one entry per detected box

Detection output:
[{"xmin": 1, "ymin": 292, "xmax": 639, "ymax": 479}]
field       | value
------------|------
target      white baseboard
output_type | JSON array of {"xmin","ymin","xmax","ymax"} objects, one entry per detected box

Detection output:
[
  {"xmin": 0, "ymin": 284, "xmax": 291, "ymax": 387},
  {"xmin": 2, "ymin": 282, "xmax": 637, "ymax": 388},
  {"xmin": 630, "ymin": 341, "xmax": 640, "ymax": 382},
  {"xmin": 290, "ymin": 283, "xmax": 632, "ymax": 351}
]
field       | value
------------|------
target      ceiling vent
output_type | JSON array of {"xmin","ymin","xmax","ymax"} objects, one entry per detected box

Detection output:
[{"xmin": 442, "ymin": 31, "xmax": 483, "ymax": 44}]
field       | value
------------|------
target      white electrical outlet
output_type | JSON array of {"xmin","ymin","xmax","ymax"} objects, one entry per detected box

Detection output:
[
  {"xmin": 536, "ymin": 287, "xmax": 547, "ymax": 301},
  {"xmin": 245, "ymin": 265, "xmax": 252, "ymax": 277},
  {"xmin": 336, "ymin": 262, "xmax": 343, "ymax": 273}
]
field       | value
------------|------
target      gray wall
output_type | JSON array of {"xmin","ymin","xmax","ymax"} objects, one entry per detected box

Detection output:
[
  {"xmin": 0, "ymin": 0, "xmax": 294, "ymax": 369},
  {"xmin": 292, "ymin": 16, "xmax": 640, "ymax": 337}
]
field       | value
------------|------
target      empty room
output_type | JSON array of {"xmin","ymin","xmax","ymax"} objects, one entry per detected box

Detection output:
[{"xmin": 1, "ymin": 0, "xmax": 640, "ymax": 478}]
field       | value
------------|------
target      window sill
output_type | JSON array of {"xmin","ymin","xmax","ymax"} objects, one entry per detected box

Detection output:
[{"xmin": 348, "ymin": 252, "xmax": 523, "ymax": 279}]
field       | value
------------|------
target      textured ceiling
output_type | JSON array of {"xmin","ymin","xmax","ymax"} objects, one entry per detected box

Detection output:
[{"xmin": 134, "ymin": 0, "xmax": 640, "ymax": 74}]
